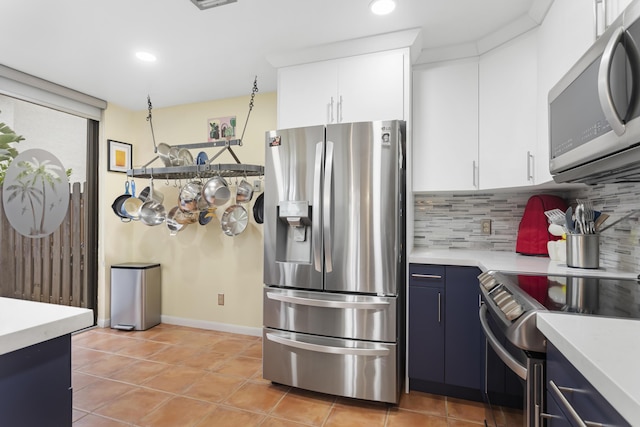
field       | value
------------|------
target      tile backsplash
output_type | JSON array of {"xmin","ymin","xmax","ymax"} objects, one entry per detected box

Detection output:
[{"xmin": 413, "ymin": 183, "xmax": 640, "ymax": 273}]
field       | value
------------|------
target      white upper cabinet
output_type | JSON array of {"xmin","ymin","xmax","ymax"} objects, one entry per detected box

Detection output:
[
  {"xmin": 536, "ymin": 0, "xmax": 595, "ymax": 184},
  {"xmin": 277, "ymin": 50, "xmax": 406, "ymax": 129},
  {"xmin": 479, "ymin": 30, "xmax": 538, "ymax": 190},
  {"xmin": 412, "ymin": 59, "xmax": 479, "ymax": 192}
]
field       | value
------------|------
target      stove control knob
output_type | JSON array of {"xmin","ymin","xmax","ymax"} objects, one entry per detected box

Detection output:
[
  {"xmin": 499, "ymin": 298, "xmax": 517, "ymax": 312},
  {"xmin": 505, "ymin": 304, "xmax": 524, "ymax": 321}
]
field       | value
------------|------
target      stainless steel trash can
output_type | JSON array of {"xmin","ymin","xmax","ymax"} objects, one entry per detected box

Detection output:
[{"xmin": 110, "ymin": 263, "xmax": 161, "ymax": 331}]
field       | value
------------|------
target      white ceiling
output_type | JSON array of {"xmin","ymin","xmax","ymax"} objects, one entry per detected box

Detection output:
[{"xmin": 1, "ymin": 0, "xmax": 540, "ymax": 111}]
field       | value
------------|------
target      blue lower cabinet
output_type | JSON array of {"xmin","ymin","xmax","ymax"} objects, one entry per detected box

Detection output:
[
  {"xmin": 408, "ymin": 264, "xmax": 483, "ymax": 400},
  {"xmin": 545, "ymin": 342, "xmax": 630, "ymax": 426}
]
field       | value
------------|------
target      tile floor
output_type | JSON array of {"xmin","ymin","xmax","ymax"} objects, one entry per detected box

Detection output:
[{"xmin": 72, "ymin": 324, "xmax": 522, "ymax": 426}]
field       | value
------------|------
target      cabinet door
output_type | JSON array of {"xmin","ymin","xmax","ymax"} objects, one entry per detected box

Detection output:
[
  {"xmin": 537, "ymin": 0, "xmax": 594, "ymax": 184},
  {"xmin": 338, "ymin": 50, "xmax": 405, "ymax": 124},
  {"xmin": 479, "ymin": 30, "xmax": 538, "ymax": 189},
  {"xmin": 277, "ymin": 60, "xmax": 338, "ymax": 129},
  {"xmin": 444, "ymin": 266, "xmax": 483, "ymax": 390},
  {"xmin": 408, "ymin": 285, "xmax": 444, "ymax": 383},
  {"xmin": 412, "ymin": 59, "xmax": 479, "ymax": 191}
]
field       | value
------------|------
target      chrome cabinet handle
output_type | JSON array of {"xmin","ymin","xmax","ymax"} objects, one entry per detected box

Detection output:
[
  {"xmin": 479, "ymin": 305, "xmax": 527, "ymax": 380},
  {"xmin": 266, "ymin": 292, "xmax": 389, "ymax": 309},
  {"xmin": 313, "ymin": 142, "xmax": 323, "ymax": 272},
  {"xmin": 438, "ymin": 292, "xmax": 442, "ymax": 323},
  {"xmin": 548, "ymin": 380, "xmax": 603, "ymax": 427},
  {"xmin": 411, "ymin": 274, "xmax": 442, "ymax": 279},
  {"xmin": 598, "ymin": 26, "xmax": 626, "ymax": 136},
  {"xmin": 323, "ymin": 140, "xmax": 334, "ymax": 272},
  {"xmin": 338, "ymin": 95, "xmax": 343, "ymax": 123},
  {"xmin": 329, "ymin": 97, "xmax": 334, "ymax": 123},
  {"xmin": 472, "ymin": 160, "xmax": 478, "ymax": 188},
  {"xmin": 266, "ymin": 333, "xmax": 390, "ymax": 356},
  {"xmin": 527, "ymin": 151, "xmax": 534, "ymax": 182}
]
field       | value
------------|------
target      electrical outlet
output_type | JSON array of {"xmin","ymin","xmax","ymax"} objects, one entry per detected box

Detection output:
[
  {"xmin": 481, "ymin": 219, "xmax": 492, "ymax": 235},
  {"xmin": 253, "ymin": 180, "xmax": 262, "ymax": 192},
  {"xmin": 217, "ymin": 293, "xmax": 224, "ymax": 306}
]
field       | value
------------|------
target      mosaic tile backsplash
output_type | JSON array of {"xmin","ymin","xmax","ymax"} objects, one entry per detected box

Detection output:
[{"xmin": 413, "ymin": 182, "xmax": 640, "ymax": 272}]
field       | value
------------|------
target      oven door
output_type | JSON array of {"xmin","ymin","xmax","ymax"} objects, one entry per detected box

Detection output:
[{"xmin": 479, "ymin": 305, "xmax": 545, "ymax": 427}]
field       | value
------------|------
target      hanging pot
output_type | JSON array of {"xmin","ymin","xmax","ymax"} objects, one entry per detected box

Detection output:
[
  {"xmin": 221, "ymin": 204, "xmax": 248, "ymax": 236},
  {"xmin": 235, "ymin": 179, "xmax": 254, "ymax": 203},
  {"xmin": 253, "ymin": 192, "xmax": 264, "ymax": 224},
  {"xmin": 122, "ymin": 180, "xmax": 143, "ymax": 220},
  {"xmin": 199, "ymin": 208, "xmax": 216, "ymax": 226},
  {"xmin": 178, "ymin": 181, "xmax": 203, "ymax": 213},
  {"xmin": 140, "ymin": 200, "xmax": 166, "ymax": 226},
  {"xmin": 111, "ymin": 181, "xmax": 132, "ymax": 221},
  {"xmin": 202, "ymin": 176, "xmax": 231, "ymax": 206},
  {"xmin": 166, "ymin": 206, "xmax": 187, "ymax": 235}
]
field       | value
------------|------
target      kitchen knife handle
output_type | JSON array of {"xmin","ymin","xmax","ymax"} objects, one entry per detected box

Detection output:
[
  {"xmin": 323, "ymin": 140, "xmax": 334, "ymax": 273},
  {"xmin": 313, "ymin": 141, "xmax": 324, "ymax": 272}
]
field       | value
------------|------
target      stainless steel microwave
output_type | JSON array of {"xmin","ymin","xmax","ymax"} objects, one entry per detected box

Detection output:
[{"xmin": 549, "ymin": 0, "xmax": 640, "ymax": 184}]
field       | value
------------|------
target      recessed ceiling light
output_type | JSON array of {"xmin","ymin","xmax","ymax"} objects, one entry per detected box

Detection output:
[
  {"xmin": 136, "ymin": 51, "xmax": 157, "ymax": 62},
  {"xmin": 370, "ymin": 0, "xmax": 396, "ymax": 15}
]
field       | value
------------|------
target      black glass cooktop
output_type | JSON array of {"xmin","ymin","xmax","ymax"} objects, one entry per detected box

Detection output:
[{"xmin": 502, "ymin": 273, "xmax": 640, "ymax": 320}]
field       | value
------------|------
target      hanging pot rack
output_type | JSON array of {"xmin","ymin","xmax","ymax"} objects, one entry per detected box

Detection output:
[{"xmin": 126, "ymin": 76, "xmax": 264, "ymax": 180}]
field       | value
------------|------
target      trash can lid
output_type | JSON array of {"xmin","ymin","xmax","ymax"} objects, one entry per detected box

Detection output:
[{"xmin": 111, "ymin": 263, "xmax": 161, "ymax": 269}]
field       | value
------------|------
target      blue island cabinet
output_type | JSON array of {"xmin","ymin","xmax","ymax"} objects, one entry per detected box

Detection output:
[
  {"xmin": 544, "ymin": 342, "xmax": 630, "ymax": 426},
  {"xmin": 408, "ymin": 263, "xmax": 483, "ymax": 401},
  {"xmin": 0, "ymin": 334, "xmax": 72, "ymax": 426}
]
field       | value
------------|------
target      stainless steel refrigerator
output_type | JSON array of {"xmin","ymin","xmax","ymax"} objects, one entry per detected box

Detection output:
[{"xmin": 262, "ymin": 120, "xmax": 406, "ymax": 404}]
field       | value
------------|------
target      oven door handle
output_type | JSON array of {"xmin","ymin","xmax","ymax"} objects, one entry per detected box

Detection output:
[{"xmin": 479, "ymin": 305, "xmax": 528, "ymax": 380}]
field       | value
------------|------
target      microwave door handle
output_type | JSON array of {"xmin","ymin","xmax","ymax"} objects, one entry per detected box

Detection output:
[
  {"xmin": 598, "ymin": 26, "xmax": 627, "ymax": 136},
  {"xmin": 313, "ymin": 141, "xmax": 323, "ymax": 272},
  {"xmin": 479, "ymin": 305, "xmax": 527, "ymax": 380},
  {"xmin": 323, "ymin": 140, "xmax": 334, "ymax": 273}
]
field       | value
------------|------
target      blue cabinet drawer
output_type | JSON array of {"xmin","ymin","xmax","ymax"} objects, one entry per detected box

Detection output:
[{"xmin": 409, "ymin": 264, "xmax": 445, "ymax": 286}]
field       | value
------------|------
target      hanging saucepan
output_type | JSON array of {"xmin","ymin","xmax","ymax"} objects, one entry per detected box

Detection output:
[
  {"xmin": 122, "ymin": 180, "xmax": 143, "ymax": 220},
  {"xmin": 221, "ymin": 204, "xmax": 248, "ymax": 236},
  {"xmin": 166, "ymin": 206, "xmax": 187, "ymax": 235},
  {"xmin": 175, "ymin": 209, "xmax": 198, "ymax": 225},
  {"xmin": 178, "ymin": 181, "xmax": 203, "ymax": 213},
  {"xmin": 253, "ymin": 192, "xmax": 264, "ymax": 224},
  {"xmin": 140, "ymin": 200, "xmax": 166, "ymax": 226},
  {"xmin": 202, "ymin": 176, "xmax": 231, "ymax": 206},
  {"xmin": 111, "ymin": 181, "xmax": 132, "ymax": 222},
  {"xmin": 157, "ymin": 143, "xmax": 172, "ymax": 167},
  {"xmin": 139, "ymin": 185, "xmax": 164, "ymax": 204},
  {"xmin": 235, "ymin": 179, "xmax": 254, "ymax": 204}
]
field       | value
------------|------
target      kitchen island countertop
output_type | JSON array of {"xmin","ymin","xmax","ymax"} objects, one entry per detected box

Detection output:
[
  {"xmin": 409, "ymin": 248, "xmax": 638, "ymax": 279},
  {"xmin": 537, "ymin": 312, "xmax": 640, "ymax": 425},
  {"xmin": 0, "ymin": 297, "xmax": 93, "ymax": 355}
]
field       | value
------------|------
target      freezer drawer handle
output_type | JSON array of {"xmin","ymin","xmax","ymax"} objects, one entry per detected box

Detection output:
[
  {"xmin": 411, "ymin": 274, "xmax": 443, "ymax": 279},
  {"xmin": 266, "ymin": 292, "xmax": 390, "ymax": 309},
  {"xmin": 266, "ymin": 333, "xmax": 390, "ymax": 356}
]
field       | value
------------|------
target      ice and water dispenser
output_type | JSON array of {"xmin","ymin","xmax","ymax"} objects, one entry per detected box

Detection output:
[{"xmin": 276, "ymin": 200, "xmax": 312, "ymax": 263}]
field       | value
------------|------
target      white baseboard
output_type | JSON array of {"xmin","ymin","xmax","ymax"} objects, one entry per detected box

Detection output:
[
  {"xmin": 97, "ymin": 318, "xmax": 110, "ymax": 328},
  {"xmin": 161, "ymin": 315, "xmax": 262, "ymax": 338}
]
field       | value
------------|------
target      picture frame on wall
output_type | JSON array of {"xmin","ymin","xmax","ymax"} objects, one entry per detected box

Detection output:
[{"xmin": 108, "ymin": 140, "xmax": 132, "ymax": 173}]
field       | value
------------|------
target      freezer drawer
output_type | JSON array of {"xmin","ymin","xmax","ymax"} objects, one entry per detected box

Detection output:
[
  {"xmin": 263, "ymin": 287, "xmax": 397, "ymax": 342},
  {"xmin": 263, "ymin": 328, "xmax": 398, "ymax": 403}
]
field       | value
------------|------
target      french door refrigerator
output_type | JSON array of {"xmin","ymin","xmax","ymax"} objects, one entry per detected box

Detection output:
[{"xmin": 263, "ymin": 120, "xmax": 406, "ymax": 404}]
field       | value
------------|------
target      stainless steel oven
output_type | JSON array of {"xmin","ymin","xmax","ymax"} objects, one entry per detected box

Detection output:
[{"xmin": 478, "ymin": 271, "xmax": 640, "ymax": 427}]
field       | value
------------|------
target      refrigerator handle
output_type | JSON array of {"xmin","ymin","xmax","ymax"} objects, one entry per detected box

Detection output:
[
  {"xmin": 323, "ymin": 140, "xmax": 334, "ymax": 273},
  {"xmin": 313, "ymin": 142, "xmax": 324, "ymax": 272}
]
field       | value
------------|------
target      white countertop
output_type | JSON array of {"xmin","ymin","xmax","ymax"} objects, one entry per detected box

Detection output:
[
  {"xmin": 0, "ymin": 297, "xmax": 93, "ymax": 355},
  {"xmin": 537, "ymin": 313, "xmax": 640, "ymax": 424},
  {"xmin": 409, "ymin": 248, "xmax": 638, "ymax": 279}
]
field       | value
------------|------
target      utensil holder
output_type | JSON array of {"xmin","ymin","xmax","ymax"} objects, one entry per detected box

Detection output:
[{"xmin": 566, "ymin": 234, "xmax": 600, "ymax": 269}]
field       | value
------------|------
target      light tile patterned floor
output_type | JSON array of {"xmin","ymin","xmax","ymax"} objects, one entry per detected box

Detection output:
[{"xmin": 72, "ymin": 324, "xmax": 520, "ymax": 426}]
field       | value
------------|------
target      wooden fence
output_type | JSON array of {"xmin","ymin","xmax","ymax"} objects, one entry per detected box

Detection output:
[{"xmin": 0, "ymin": 182, "xmax": 88, "ymax": 308}]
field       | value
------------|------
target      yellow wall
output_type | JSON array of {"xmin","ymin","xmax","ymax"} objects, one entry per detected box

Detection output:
[{"xmin": 100, "ymin": 92, "xmax": 276, "ymax": 333}]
